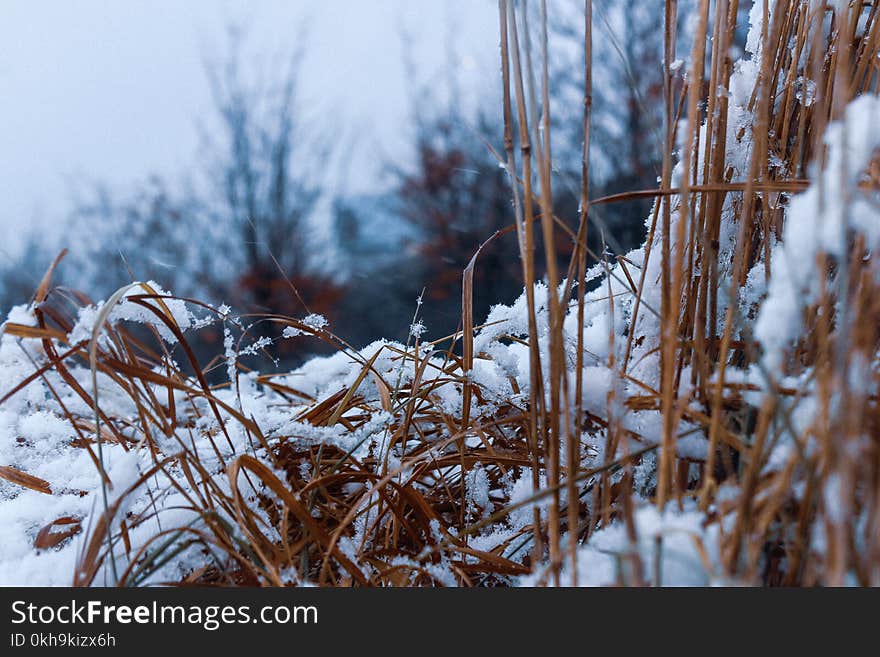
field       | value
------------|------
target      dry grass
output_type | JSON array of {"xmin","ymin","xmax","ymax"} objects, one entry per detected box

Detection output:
[{"xmin": 2, "ymin": 0, "xmax": 880, "ymax": 586}]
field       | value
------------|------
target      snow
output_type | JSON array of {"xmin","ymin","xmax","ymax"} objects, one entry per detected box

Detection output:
[
  {"xmin": 754, "ymin": 95, "xmax": 880, "ymax": 372},
  {"xmin": 520, "ymin": 504, "xmax": 720, "ymax": 586},
  {"xmin": 67, "ymin": 281, "xmax": 201, "ymax": 345},
  {"xmin": 282, "ymin": 313, "xmax": 329, "ymax": 339},
  {"xmin": 794, "ymin": 76, "xmax": 817, "ymax": 107},
  {"xmin": 302, "ymin": 313, "xmax": 329, "ymax": 331},
  {"xmin": 409, "ymin": 321, "xmax": 427, "ymax": 339},
  {"xmin": 745, "ymin": 0, "xmax": 771, "ymax": 57}
]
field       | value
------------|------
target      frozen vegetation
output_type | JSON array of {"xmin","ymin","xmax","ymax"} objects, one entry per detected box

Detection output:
[{"xmin": 1, "ymin": 1, "xmax": 879, "ymax": 586}]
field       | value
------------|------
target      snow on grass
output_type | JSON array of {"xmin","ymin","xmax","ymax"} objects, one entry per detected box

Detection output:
[{"xmin": 754, "ymin": 95, "xmax": 880, "ymax": 371}]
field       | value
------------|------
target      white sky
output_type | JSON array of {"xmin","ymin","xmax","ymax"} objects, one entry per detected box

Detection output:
[{"xmin": 0, "ymin": 0, "xmax": 498, "ymax": 255}]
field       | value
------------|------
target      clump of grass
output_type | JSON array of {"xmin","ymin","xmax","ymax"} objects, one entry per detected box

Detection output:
[{"xmin": 2, "ymin": 0, "xmax": 879, "ymax": 586}]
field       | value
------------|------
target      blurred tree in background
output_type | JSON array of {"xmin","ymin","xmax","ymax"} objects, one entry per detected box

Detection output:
[
  {"xmin": 336, "ymin": 107, "xmax": 524, "ymax": 344},
  {"xmin": 4, "ymin": 27, "xmax": 341, "ymax": 364},
  {"xmin": 0, "ymin": 4, "xmax": 697, "ymax": 363},
  {"xmin": 548, "ymin": 0, "xmax": 676, "ymax": 257}
]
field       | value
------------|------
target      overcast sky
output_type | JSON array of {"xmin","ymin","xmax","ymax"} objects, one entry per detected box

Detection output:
[{"xmin": 0, "ymin": 0, "xmax": 498, "ymax": 258}]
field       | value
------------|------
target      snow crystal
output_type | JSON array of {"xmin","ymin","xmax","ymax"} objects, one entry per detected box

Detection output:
[
  {"xmin": 409, "ymin": 321, "xmax": 427, "ymax": 339},
  {"xmin": 302, "ymin": 314, "xmax": 328, "ymax": 331}
]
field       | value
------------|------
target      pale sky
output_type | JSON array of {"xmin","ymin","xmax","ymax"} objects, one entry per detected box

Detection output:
[{"xmin": 0, "ymin": 0, "xmax": 498, "ymax": 256}]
